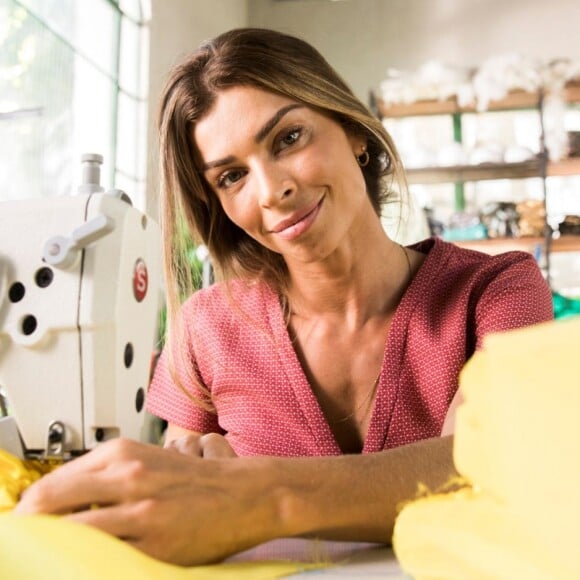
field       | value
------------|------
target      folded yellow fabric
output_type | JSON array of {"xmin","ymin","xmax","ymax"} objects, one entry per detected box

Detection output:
[
  {"xmin": 393, "ymin": 317, "xmax": 580, "ymax": 579},
  {"xmin": 0, "ymin": 449, "xmax": 319, "ymax": 578}
]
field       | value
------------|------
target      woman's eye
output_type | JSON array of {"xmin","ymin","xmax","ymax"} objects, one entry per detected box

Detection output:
[
  {"xmin": 217, "ymin": 169, "xmax": 246, "ymax": 189},
  {"xmin": 278, "ymin": 128, "xmax": 301, "ymax": 150}
]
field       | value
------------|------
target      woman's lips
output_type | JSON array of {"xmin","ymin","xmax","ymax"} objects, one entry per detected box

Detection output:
[{"xmin": 271, "ymin": 198, "xmax": 324, "ymax": 241}]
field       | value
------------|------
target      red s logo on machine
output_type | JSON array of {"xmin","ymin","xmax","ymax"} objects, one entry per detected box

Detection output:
[{"xmin": 133, "ymin": 258, "xmax": 148, "ymax": 302}]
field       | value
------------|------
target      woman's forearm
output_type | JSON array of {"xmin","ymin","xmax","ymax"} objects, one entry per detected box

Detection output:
[{"xmin": 247, "ymin": 435, "xmax": 456, "ymax": 543}]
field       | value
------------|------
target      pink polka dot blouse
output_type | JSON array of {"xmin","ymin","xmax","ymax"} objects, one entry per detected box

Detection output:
[{"xmin": 146, "ymin": 237, "xmax": 553, "ymax": 456}]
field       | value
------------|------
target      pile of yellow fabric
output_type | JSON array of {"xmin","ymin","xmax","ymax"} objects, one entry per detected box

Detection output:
[{"xmin": 393, "ymin": 317, "xmax": 580, "ymax": 579}]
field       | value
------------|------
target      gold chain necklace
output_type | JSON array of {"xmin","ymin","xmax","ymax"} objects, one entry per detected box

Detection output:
[
  {"xmin": 330, "ymin": 244, "xmax": 413, "ymax": 426},
  {"xmin": 331, "ymin": 372, "xmax": 381, "ymax": 424}
]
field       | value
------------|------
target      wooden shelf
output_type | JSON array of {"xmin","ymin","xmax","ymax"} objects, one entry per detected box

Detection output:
[
  {"xmin": 454, "ymin": 236, "xmax": 580, "ymax": 255},
  {"xmin": 552, "ymin": 235, "xmax": 580, "ymax": 252},
  {"xmin": 405, "ymin": 157, "xmax": 580, "ymax": 185},
  {"xmin": 547, "ymin": 157, "xmax": 580, "ymax": 177},
  {"xmin": 563, "ymin": 82, "xmax": 580, "ymax": 106},
  {"xmin": 377, "ymin": 81, "xmax": 580, "ymax": 119},
  {"xmin": 405, "ymin": 160, "xmax": 542, "ymax": 185},
  {"xmin": 373, "ymin": 78, "xmax": 580, "ymax": 267}
]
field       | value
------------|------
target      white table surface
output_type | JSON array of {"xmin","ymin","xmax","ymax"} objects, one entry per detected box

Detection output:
[{"xmin": 229, "ymin": 538, "xmax": 408, "ymax": 579}]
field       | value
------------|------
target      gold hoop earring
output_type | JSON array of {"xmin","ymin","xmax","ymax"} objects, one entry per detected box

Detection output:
[{"xmin": 357, "ymin": 150, "xmax": 370, "ymax": 167}]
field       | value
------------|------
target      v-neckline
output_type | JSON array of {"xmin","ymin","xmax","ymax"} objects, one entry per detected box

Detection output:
[{"xmin": 263, "ymin": 238, "xmax": 441, "ymax": 454}]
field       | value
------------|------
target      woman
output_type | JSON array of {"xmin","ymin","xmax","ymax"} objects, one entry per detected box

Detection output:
[{"xmin": 16, "ymin": 28, "xmax": 553, "ymax": 565}]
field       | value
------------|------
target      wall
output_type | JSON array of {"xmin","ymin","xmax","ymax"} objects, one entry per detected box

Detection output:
[{"xmin": 248, "ymin": 0, "xmax": 580, "ymax": 102}]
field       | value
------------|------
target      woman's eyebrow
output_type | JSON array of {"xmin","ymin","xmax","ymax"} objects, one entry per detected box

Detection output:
[
  {"xmin": 254, "ymin": 104, "xmax": 303, "ymax": 143},
  {"xmin": 201, "ymin": 103, "xmax": 305, "ymax": 172},
  {"xmin": 202, "ymin": 155, "xmax": 236, "ymax": 172}
]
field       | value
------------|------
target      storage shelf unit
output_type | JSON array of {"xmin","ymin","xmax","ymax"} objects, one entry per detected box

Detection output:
[{"xmin": 373, "ymin": 81, "xmax": 580, "ymax": 256}]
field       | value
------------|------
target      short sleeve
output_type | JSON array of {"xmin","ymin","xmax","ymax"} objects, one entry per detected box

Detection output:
[
  {"xmin": 475, "ymin": 252, "xmax": 554, "ymax": 349},
  {"xmin": 146, "ymin": 299, "xmax": 222, "ymax": 434}
]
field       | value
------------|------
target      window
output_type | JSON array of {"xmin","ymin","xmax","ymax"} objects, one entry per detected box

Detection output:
[{"xmin": 0, "ymin": 0, "xmax": 150, "ymax": 208}]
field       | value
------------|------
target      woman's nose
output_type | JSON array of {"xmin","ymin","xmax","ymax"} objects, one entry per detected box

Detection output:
[{"xmin": 254, "ymin": 162, "xmax": 295, "ymax": 208}]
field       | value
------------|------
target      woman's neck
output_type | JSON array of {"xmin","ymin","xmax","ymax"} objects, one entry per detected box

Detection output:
[{"xmin": 284, "ymin": 228, "xmax": 413, "ymax": 329}]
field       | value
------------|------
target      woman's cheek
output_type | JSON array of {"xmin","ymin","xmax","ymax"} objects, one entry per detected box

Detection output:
[
  {"xmin": 223, "ymin": 193, "xmax": 261, "ymax": 235},
  {"xmin": 290, "ymin": 153, "xmax": 325, "ymax": 182}
]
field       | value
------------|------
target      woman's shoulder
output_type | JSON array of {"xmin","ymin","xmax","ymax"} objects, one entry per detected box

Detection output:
[
  {"xmin": 406, "ymin": 237, "xmax": 549, "ymax": 307},
  {"xmin": 403, "ymin": 237, "xmax": 552, "ymax": 340},
  {"xmin": 412, "ymin": 236, "xmax": 541, "ymax": 276}
]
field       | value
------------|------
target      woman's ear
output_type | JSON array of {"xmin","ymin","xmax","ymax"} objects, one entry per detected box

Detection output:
[{"xmin": 347, "ymin": 133, "xmax": 367, "ymax": 158}]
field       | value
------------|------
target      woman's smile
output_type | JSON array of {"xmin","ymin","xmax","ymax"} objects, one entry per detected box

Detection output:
[{"xmin": 269, "ymin": 195, "xmax": 325, "ymax": 241}]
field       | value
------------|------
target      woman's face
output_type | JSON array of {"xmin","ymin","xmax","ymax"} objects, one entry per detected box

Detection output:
[{"xmin": 194, "ymin": 86, "xmax": 370, "ymax": 265}]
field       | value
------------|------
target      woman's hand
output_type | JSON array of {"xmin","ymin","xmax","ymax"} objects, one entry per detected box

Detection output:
[
  {"xmin": 165, "ymin": 432, "xmax": 238, "ymax": 458},
  {"xmin": 14, "ymin": 439, "xmax": 276, "ymax": 565}
]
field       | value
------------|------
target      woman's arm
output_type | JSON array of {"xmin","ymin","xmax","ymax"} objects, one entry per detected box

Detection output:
[
  {"xmin": 15, "ymin": 435, "xmax": 455, "ymax": 565},
  {"xmin": 279, "ymin": 435, "xmax": 456, "ymax": 542}
]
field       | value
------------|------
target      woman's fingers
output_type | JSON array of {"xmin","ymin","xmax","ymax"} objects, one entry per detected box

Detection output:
[
  {"xmin": 15, "ymin": 439, "xmax": 188, "ymax": 515},
  {"xmin": 11, "ymin": 438, "xmax": 279, "ymax": 565},
  {"xmin": 15, "ymin": 470, "xmax": 122, "ymax": 515},
  {"xmin": 165, "ymin": 434, "xmax": 203, "ymax": 456},
  {"xmin": 63, "ymin": 471, "xmax": 230, "ymax": 565},
  {"xmin": 13, "ymin": 437, "xmax": 252, "ymax": 565},
  {"xmin": 166, "ymin": 433, "xmax": 237, "ymax": 458},
  {"xmin": 66, "ymin": 503, "xmax": 140, "ymax": 540},
  {"xmin": 198, "ymin": 433, "xmax": 237, "ymax": 458}
]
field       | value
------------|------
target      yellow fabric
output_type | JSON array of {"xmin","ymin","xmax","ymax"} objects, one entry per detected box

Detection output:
[
  {"xmin": 0, "ymin": 450, "xmax": 320, "ymax": 578},
  {"xmin": 394, "ymin": 488, "xmax": 573, "ymax": 580},
  {"xmin": 393, "ymin": 317, "xmax": 580, "ymax": 579},
  {"xmin": 0, "ymin": 514, "xmax": 315, "ymax": 579},
  {"xmin": 0, "ymin": 448, "xmax": 58, "ymax": 512}
]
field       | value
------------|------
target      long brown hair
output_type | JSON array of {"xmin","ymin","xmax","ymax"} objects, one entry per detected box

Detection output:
[{"xmin": 158, "ymin": 27, "xmax": 405, "ymax": 317}]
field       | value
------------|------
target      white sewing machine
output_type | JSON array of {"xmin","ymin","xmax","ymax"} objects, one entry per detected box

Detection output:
[{"xmin": 0, "ymin": 154, "xmax": 162, "ymax": 460}]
